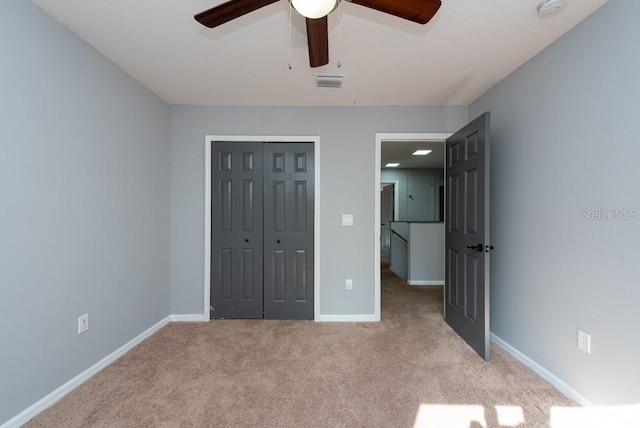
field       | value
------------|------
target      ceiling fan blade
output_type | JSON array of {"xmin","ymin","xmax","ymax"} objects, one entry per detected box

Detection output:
[
  {"xmin": 195, "ymin": 0, "xmax": 280, "ymax": 28},
  {"xmin": 306, "ymin": 17, "xmax": 329, "ymax": 68},
  {"xmin": 349, "ymin": 0, "xmax": 441, "ymax": 24}
]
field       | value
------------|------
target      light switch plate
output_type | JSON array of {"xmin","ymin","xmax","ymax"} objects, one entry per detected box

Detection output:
[{"xmin": 342, "ymin": 214, "xmax": 354, "ymax": 226}]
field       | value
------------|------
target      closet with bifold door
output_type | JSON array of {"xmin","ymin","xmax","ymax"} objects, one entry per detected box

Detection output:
[{"xmin": 211, "ymin": 141, "xmax": 314, "ymax": 320}]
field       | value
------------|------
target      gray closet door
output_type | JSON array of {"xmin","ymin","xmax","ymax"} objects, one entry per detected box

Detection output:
[
  {"xmin": 211, "ymin": 142, "xmax": 264, "ymax": 318},
  {"xmin": 263, "ymin": 143, "xmax": 315, "ymax": 319}
]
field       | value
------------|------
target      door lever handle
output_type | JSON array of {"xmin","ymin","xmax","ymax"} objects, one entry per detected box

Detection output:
[{"xmin": 466, "ymin": 244, "xmax": 483, "ymax": 252}]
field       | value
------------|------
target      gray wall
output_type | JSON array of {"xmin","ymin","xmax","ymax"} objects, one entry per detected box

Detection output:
[
  {"xmin": 408, "ymin": 223, "xmax": 444, "ymax": 284},
  {"xmin": 469, "ymin": 0, "xmax": 640, "ymax": 405},
  {"xmin": 170, "ymin": 106, "xmax": 467, "ymax": 316},
  {"xmin": 0, "ymin": 1, "xmax": 171, "ymax": 424},
  {"xmin": 381, "ymin": 168, "xmax": 444, "ymax": 221},
  {"xmin": 389, "ymin": 222, "xmax": 410, "ymax": 280}
]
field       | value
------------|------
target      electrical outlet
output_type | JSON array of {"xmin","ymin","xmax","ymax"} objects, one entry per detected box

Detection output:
[
  {"xmin": 346, "ymin": 279, "xmax": 353, "ymax": 290},
  {"xmin": 78, "ymin": 314, "xmax": 89, "ymax": 334},
  {"xmin": 577, "ymin": 329, "xmax": 591, "ymax": 354}
]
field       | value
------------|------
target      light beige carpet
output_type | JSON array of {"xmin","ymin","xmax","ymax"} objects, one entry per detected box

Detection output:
[{"xmin": 27, "ymin": 265, "xmax": 576, "ymax": 427}]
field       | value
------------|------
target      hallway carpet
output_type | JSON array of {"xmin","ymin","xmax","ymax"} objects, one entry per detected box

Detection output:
[{"xmin": 27, "ymin": 265, "xmax": 576, "ymax": 427}]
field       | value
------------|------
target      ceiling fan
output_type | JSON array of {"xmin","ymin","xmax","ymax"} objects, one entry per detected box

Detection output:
[{"xmin": 195, "ymin": 0, "xmax": 441, "ymax": 68}]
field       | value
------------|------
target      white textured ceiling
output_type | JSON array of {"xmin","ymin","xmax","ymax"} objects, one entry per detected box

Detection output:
[{"xmin": 30, "ymin": 0, "xmax": 607, "ymax": 106}]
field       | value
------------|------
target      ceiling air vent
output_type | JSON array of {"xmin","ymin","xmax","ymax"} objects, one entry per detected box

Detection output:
[{"xmin": 314, "ymin": 74, "xmax": 345, "ymax": 88}]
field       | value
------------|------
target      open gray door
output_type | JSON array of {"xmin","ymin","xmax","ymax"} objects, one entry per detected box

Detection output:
[
  {"xmin": 445, "ymin": 112, "xmax": 492, "ymax": 360},
  {"xmin": 380, "ymin": 184, "xmax": 394, "ymax": 259}
]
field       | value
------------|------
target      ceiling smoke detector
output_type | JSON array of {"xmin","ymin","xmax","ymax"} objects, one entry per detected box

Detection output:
[
  {"xmin": 537, "ymin": 0, "xmax": 568, "ymax": 17},
  {"xmin": 314, "ymin": 74, "xmax": 345, "ymax": 88}
]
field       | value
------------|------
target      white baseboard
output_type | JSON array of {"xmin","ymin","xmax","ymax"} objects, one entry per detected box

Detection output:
[
  {"xmin": 315, "ymin": 314, "xmax": 379, "ymax": 322},
  {"xmin": 169, "ymin": 314, "xmax": 208, "ymax": 322},
  {"xmin": 2, "ymin": 316, "xmax": 171, "ymax": 428},
  {"xmin": 408, "ymin": 280, "xmax": 444, "ymax": 286},
  {"xmin": 490, "ymin": 333, "xmax": 595, "ymax": 407}
]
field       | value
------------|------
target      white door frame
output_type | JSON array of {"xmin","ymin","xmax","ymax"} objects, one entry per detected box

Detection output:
[
  {"xmin": 204, "ymin": 135, "xmax": 321, "ymax": 321},
  {"xmin": 374, "ymin": 133, "xmax": 451, "ymax": 320}
]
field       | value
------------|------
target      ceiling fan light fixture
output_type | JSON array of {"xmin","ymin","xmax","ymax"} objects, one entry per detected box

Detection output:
[{"xmin": 291, "ymin": 0, "xmax": 340, "ymax": 19}]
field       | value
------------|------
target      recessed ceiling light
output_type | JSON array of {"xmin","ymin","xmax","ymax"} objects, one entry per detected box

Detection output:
[
  {"xmin": 413, "ymin": 150, "xmax": 432, "ymax": 156},
  {"xmin": 385, "ymin": 163, "xmax": 400, "ymax": 168}
]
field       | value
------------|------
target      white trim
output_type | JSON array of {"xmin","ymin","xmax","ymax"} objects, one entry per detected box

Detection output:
[
  {"xmin": 203, "ymin": 135, "xmax": 321, "ymax": 321},
  {"xmin": 374, "ymin": 140, "xmax": 381, "ymax": 322},
  {"xmin": 313, "ymin": 140, "xmax": 321, "ymax": 321},
  {"xmin": 375, "ymin": 133, "xmax": 451, "ymax": 322},
  {"xmin": 490, "ymin": 333, "xmax": 596, "ymax": 407},
  {"xmin": 2, "ymin": 317, "xmax": 170, "ymax": 428},
  {"xmin": 378, "ymin": 133, "xmax": 452, "ymax": 142},
  {"xmin": 408, "ymin": 280, "xmax": 444, "ymax": 286},
  {"xmin": 169, "ymin": 314, "xmax": 208, "ymax": 322},
  {"xmin": 315, "ymin": 314, "xmax": 379, "ymax": 322},
  {"xmin": 204, "ymin": 140, "xmax": 212, "ymax": 321}
]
